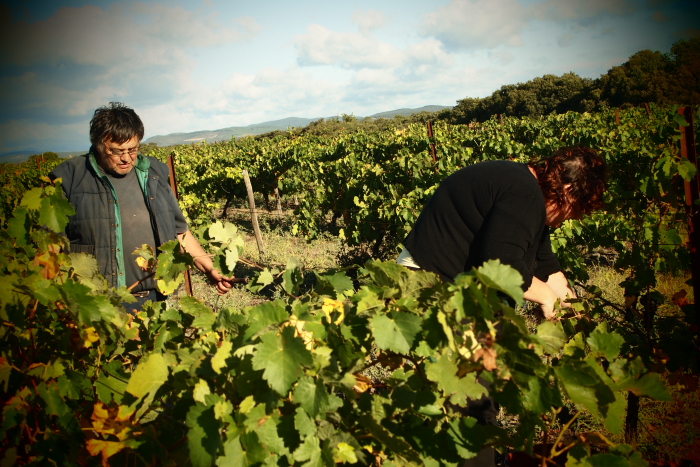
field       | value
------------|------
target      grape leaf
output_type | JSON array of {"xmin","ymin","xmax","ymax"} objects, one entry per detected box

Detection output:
[
  {"xmin": 0, "ymin": 358, "xmax": 12, "ymax": 392},
  {"xmin": 181, "ymin": 296, "xmax": 213, "ymax": 318},
  {"xmin": 125, "ymin": 353, "xmax": 169, "ymax": 400},
  {"xmin": 20, "ymin": 187, "xmax": 43, "ymax": 210},
  {"xmin": 334, "ymin": 443, "xmax": 357, "ymax": 464},
  {"xmin": 293, "ymin": 436, "xmax": 324, "ymax": 467},
  {"xmin": 247, "ymin": 268, "xmax": 275, "ymax": 293},
  {"xmin": 473, "ymin": 260, "xmax": 524, "ymax": 304},
  {"xmin": 252, "ymin": 326, "xmax": 313, "ymax": 394},
  {"xmin": 7, "ymin": 207, "xmax": 31, "ymax": 247},
  {"xmin": 209, "ymin": 220, "xmax": 241, "ymax": 246},
  {"xmin": 426, "ymin": 353, "xmax": 486, "ymax": 405},
  {"xmin": 555, "ymin": 361, "xmax": 616, "ymax": 417},
  {"xmin": 244, "ymin": 300, "xmax": 288, "ymax": 341},
  {"xmin": 352, "ymin": 285, "xmax": 385, "ymax": 315},
  {"xmin": 39, "ymin": 195, "xmax": 75, "ymax": 233},
  {"xmin": 536, "ymin": 321, "xmax": 567, "ymax": 355},
  {"xmin": 587, "ymin": 324, "xmax": 625, "ymax": 361},
  {"xmin": 315, "ymin": 271, "xmax": 354, "ymax": 297},
  {"xmin": 293, "ymin": 376, "xmax": 342, "ymax": 418},
  {"xmin": 603, "ymin": 392, "xmax": 626, "ymax": 435},
  {"xmin": 69, "ymin": 253, "xmax": 109, "ymax": 292},
  {"xmin": 447, "ymin": 417, "xmax": 485, "ymax": 460},
  {"xmin": 254, "ymin": 415, "xmax": 289, "ymax": 457},
  {"xmin": 27, "ymin": 278, "xmax": 61, "ymax": 306},
  {"xmin": 95, "ymin": 372, "xmax": 128, "ymax": 405},
  {"xmin": 194, "ymin": 379, "xmax": 211, "ymax": 403},
  {"xmin": 154, "ymin": 321, "xmax": 183, "ymax": 350},
  {"xmin": 187, "ymin": 402, "xmax": 223, "ymax": 467},
  {"xmin": 156, "ymin": 239, "xmax": 193, "ymax": 295},
  {"xmin": 678, "ymin": 159, "xmax": 697, "ymax": 182},
  {"xmin": 370, "ymin": 311, "xmax": 422, "ymax": 354},
  {"xmin": 617, "ymin": 372, "xmax": 672, "ymax": 401},
  {"xmin": 674, "ymin": 113, "xmax": 689, "ymax": 127},
  {"xmin": 358, "ymin": 414, "xmax": 422, "ymax": 464},
  {"xmin": 212, "ymin": 341, "xmax": 233, "ymax": 374},
  {"xmin": 294, "ymin": 408, "xmax": 316, "ymax": 438},
  {"xmin": 282, "ymin": 257, "xmax": 303, "ymax": 296},
  {"xmin": 192, "ymin": 313, "xmax": 217, "ymax": 330},
  {"xmin": 59, "ymin": 279, "xmax": 103, "ymax": 324},
  {"xmin": 216, "ymin": 436, "xmax": 248, "ymax": 467},
  {"xmin": 225, "ymin": 249, "xmax": 239, "ymax": 273}
]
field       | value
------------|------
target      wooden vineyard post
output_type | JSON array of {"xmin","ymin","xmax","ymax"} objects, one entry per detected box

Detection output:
[
  {"xmin": 167, "ymin": 153, "xmax": 193, "ymax": 297},
  {"xmin": 242, "ymin": 169, "xmax": 265, "ymax": 258},
  {"xmin": 615, "ymin": 108, "xmax": 621, "ymax": 125},
  {"xmin": 680, "ymin": 107, "xmax": 700, "ymax": 319},
  {"xmin": 644, "ymin": 102, "xmax": 651, "ymax": 117},
  {"xmin": 274, "ymin": 187, "xmax": 283, "ymax": 219}
]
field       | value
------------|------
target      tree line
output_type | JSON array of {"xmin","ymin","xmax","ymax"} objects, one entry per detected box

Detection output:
[{"xmin": 443, "ymin": 37, "xmax": 699, "ymax": 124}]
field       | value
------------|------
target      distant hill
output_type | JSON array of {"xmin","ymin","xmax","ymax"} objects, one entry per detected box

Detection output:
[
  {"xmin": 0, "ymin": 150, "xmax": 85, "ymax": 165},
  {"xmin": 1, "ymin": 106, "xmax": 452, "ymax": 161},
  {"xmin": 143, "ymin": 106, "xmax": 451, "ymax": 147},
  {"xmin": 143, "ymin": 117, "xmax": 321, "ymax": 147},
  {"xmin": 368, "ymin": 105, "xmax": 451, "ymax": 119}
]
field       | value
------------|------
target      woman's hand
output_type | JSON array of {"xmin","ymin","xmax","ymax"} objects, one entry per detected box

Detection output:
[
  {"xmin": 525, "ymin": 277, "xmax": 557, "ymax": 316},
  {"xmin": 546, "ymin": 271, "xmax": 577, "ymax": 303}
]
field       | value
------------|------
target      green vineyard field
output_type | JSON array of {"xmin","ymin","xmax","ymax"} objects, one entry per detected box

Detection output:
[{"xmin": 1, "ymin": 105, "xmax": 698, "ymax": 466}]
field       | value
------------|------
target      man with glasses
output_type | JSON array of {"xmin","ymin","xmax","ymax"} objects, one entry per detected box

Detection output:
[{"xmin": 51, "ymin": 102, "xmax": 234, "ymax": 313}]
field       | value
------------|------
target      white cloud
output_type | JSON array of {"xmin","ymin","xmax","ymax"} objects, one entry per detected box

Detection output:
[
  {"xmin": 421, "ymin": 0, "xmax": 528, "ymax": 50},
  {"xmin": 352, "ymin": 9, "xmax": 387, "ymax": 34},
  {"xmin": 420, "ymin": 0, "xmax": 638, "ymax": 51},
  {"xmin": 0, "ymin": 1, "xmax": 259, "ymax": 146},
  {"xmin": 294, "ymin": 24, "xmax": 403, "ymax": 68},
  {"xmin": 221, "ymin": 66, "xmax": 339, "ymax": 117},
  {"xmin": 133, "ymin": 66, "xmax": 346, "ymax": 136},
  {"xmin": 293, "ymin": 24, "xmax": 450, "ymax": 71},
  {"xmin": 0, "ymin": 3, "xmax": 259, "ymax": 67}
]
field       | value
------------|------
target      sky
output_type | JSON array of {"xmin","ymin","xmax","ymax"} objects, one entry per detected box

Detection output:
[{"xmin": 0, "ymin": 0, "xmax": 698, "ymax": 154}]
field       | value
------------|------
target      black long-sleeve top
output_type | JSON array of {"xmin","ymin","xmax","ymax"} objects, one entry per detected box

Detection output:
[{"xmin": 402, "ymin": 160, "xmax": 561, "ymax": 288}]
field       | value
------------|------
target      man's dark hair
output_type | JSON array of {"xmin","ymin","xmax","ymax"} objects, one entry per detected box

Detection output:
[
  {"xmin": 529, "ymin": 146, "xmax": 608, "ymax": 217},
  {"xmin": 90, "ymin": 102, "xmax": 144, "ymax": 153}
]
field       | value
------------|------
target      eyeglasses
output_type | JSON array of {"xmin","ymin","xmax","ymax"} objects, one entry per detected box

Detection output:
[{"xmin": 106, "ymin": 146, "xmax": 139, "ymax": 157}]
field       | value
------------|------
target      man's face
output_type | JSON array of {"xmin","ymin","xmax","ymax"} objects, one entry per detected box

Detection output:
[{"xmin": 96, "ymin": 135, "xmax": 140, "ymax": 176}]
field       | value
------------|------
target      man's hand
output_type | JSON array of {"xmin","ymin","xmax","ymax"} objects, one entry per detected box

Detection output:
[
  {"xmin": 178, "ymin": 230, "xmax": 237, "ymax": 295},
  {"xmin": 206, "ymin": 268, "xmax": 234, "ymax": 295}
]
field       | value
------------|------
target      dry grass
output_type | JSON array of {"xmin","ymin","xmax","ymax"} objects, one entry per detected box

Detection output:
[{"xmin": 167, "ymin": 215, "xmax": 343, "ymax": 311}]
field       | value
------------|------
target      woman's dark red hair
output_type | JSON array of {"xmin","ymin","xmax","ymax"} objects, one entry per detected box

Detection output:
[{"xmin": 529, "ymin": 146, "xmax": 607, "ymax": 217}]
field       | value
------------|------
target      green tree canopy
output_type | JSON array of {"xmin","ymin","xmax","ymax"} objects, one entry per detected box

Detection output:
[
  {"xmin": 449, "ymin": 72, "xmax": 596, "ymax": 123},
  {"xmin": 446, "ymin": 37, "xmax": 699, "ymax": 123}
]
